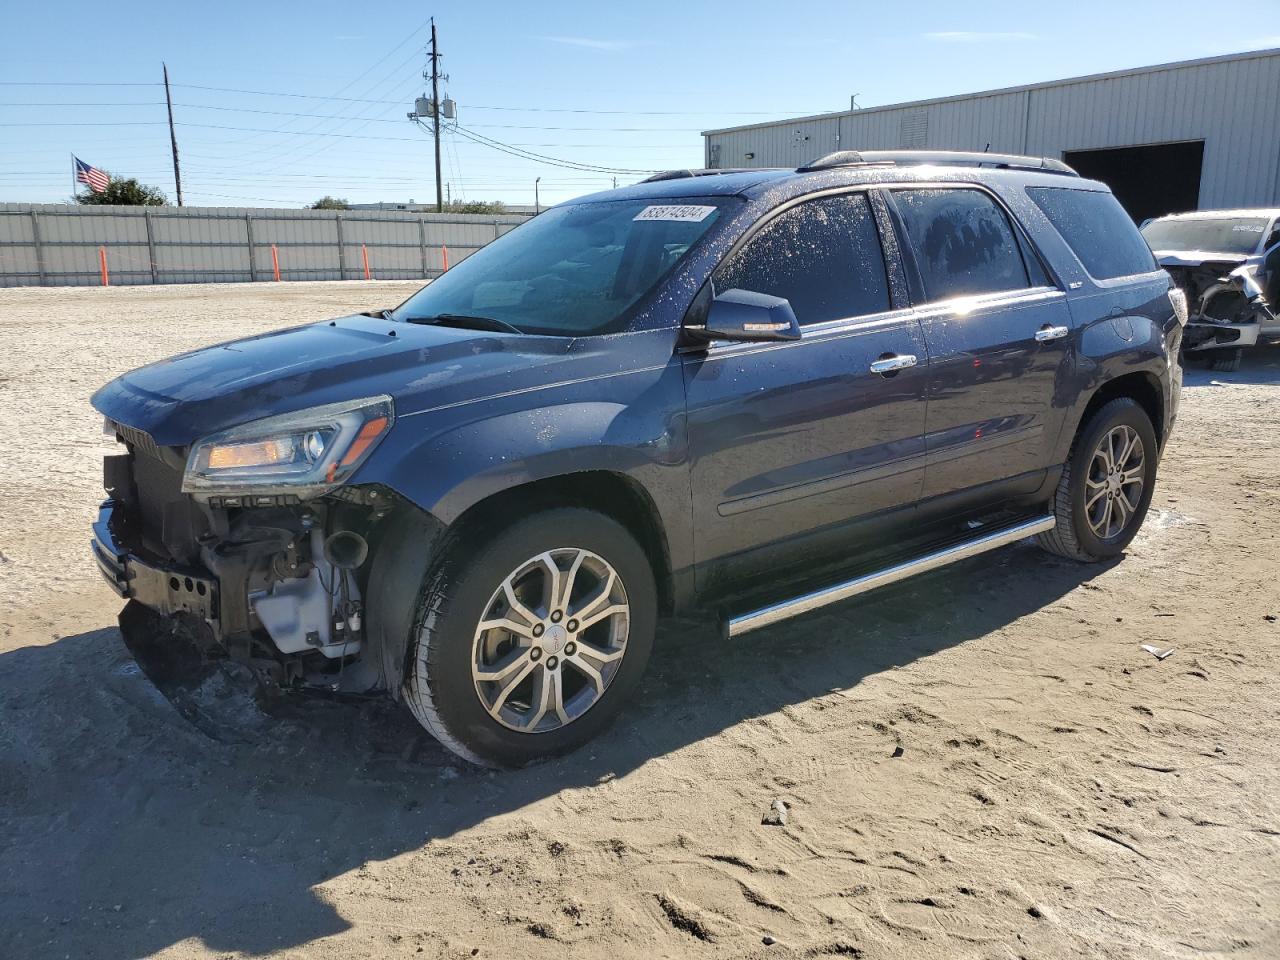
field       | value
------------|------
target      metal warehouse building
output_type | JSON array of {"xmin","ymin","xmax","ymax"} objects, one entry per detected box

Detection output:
[{"xmin": 702, "ymin": 48, "xmax": 1280, "ymax": 223}]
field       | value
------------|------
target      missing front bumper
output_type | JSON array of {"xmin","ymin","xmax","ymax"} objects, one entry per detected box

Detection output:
[{"xmin": 92, "ymin": 500, "xmax": 221, "ymax": 628}]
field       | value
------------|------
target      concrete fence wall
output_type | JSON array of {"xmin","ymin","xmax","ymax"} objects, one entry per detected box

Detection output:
[{"xmin": 0, "ymin": 203, "xmax": 530, "ymax": 288}]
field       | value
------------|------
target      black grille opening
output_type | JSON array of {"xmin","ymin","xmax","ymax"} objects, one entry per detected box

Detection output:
[{"xmin": 108, "ymin": 424, "xmax": 206, "ymax": 564}]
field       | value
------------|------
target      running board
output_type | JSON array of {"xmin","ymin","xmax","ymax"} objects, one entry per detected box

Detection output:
[{"xmin": 725, "ymin": 515, "xmax": 1056, "ymax": 638}]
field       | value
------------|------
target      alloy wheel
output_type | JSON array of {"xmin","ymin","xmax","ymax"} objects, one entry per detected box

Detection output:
[
  {"xmin": 471, "ymin": 548, "xmax": 630, "ymax": 733},
  {"xmin": 1085, "ymin": 424, "xmax": 1145, "ymax": 540}
]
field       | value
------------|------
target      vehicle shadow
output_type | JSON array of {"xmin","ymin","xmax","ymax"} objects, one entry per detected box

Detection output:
[
  {"xmin": 1182, "ymin": 342, "xmax": 1280, "ymax": 387},
  {"xmin": 0, "ymin": 541, "xmax": 1115, "ymax": 959}
]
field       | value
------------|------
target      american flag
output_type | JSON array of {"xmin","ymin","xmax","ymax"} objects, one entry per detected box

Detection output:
[{"xmin": 74, "ymin": 157, "xmax": 109, "ymax": 193}]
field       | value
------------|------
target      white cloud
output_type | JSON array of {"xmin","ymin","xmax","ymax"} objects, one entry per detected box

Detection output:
[
  {"xmin": 924, "ymin": 31, "xmax": 1036, "ymax": 43},
  {"xmin": 542, "ymin": 35, "xmax": 633, "ymax": 51}
]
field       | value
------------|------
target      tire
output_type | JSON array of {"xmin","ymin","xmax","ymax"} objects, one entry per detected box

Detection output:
[
  {"xmin": 1037, "ymin": 397, "xmax": 1158, "ymax": 563},
  {"xmin": 404, "ymin": 507, "xmax": 657, "ymax": 767},
  {"xmin": 1209, "ymin": 348, "xmax": 1243, "ymax": 373}
]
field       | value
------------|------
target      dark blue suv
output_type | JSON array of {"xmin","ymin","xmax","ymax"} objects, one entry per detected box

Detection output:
[{"xmin": 91, "ymin": 150, "xmax": 1185, "ymax": 766}]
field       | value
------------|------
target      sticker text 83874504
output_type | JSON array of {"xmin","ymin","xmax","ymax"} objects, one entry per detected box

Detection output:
[{"xmin": 633, "ymin": 205, "xmax": 717, "ymax": 223}]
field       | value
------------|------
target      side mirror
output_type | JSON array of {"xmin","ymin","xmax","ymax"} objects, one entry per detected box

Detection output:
[{"xmin": 701, "ymin": 289, "xmax": 801, "ymax": 342}]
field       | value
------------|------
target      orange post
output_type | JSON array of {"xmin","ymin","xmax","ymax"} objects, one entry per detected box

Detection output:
[
  {"xmin": 441, "ymin": 244, "xmax": 449, "ymax": 273},
  {"xmin": 271, "ymin": 244, "xmax": 281, "ymax": 282},
  {"xmin": 362, "ymin": 243, "xmax": 371, "ymax": 280},
  {"xmin": 98, "ymin": 246, "xmax": 109, "ymax": 286}
]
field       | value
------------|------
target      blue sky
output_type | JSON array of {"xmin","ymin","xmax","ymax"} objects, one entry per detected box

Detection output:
[{"xmin": 2, "ymin": 0, "xmax": 1277, "ymax": 208}]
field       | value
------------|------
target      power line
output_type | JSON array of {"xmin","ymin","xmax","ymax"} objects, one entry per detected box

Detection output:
[
  {"xmin": 0, "ymin": 83, "xmax": 825, "ymax": 117},
  {"xmin": 0, "ymin": 81, "xmax": 159, "ymax": 86},
  {"xmin": 213, "ymin": 16, "xmax": 435, "ymax": 169},
  {"xmin": 0, "ymin": 115, "xmax": 705, "ymax": 133},
  {"xmin": 0, "ymin": 91, "xmax": 819, "ymax": 119},
  {"xmin": 440, "ymin": 122, "xmax": 656, "ymax": 175},
  {"xmin": 0, "ymin": 121, "xmax": 167, "ymax": 126},
  {"xmin": 175, "ymin": 121, "xmax": 424, "ymax": 141},
  {"xmin": 0, "ymin": 101, "xmax": 169, "ymax": 107},
  {"xmin": 169, "ymin": 83, "xmax": 825, "ymax": 116}
]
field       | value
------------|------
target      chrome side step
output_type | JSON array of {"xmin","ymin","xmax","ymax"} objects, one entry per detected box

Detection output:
[{"xmin": 726, "ymin": 515, "xmax": 1056, "ymax": 638}]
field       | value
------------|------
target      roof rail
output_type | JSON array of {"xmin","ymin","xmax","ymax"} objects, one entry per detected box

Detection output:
[
  {"xmin": 797, "ymin": 150, "xmax": 1078, "ymax": 177},
  {"xmin": 639, "ymin": 168, "xmax": 762, "ymax": 183}
]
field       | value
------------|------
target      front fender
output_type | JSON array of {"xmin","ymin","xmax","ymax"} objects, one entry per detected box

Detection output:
[
  {"xmin": 397, "ymin": 401, "xmax": 686, "ymax": 522},
  {"xmin": 361, "ymin": 349, "xmax": 695, "ymax": 573}
]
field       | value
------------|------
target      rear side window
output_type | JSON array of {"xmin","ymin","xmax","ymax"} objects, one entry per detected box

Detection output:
[
  {"xmin": 715, "ymin": 192, "xmax": 890, "ymax": 325},
  {"xmin": 1028, "ymin": 187, "xmax": 1157, "ymax": 280},
  {"xmin": 892, "ymin": 188, "xmax": 1030, "ymax": 302}
]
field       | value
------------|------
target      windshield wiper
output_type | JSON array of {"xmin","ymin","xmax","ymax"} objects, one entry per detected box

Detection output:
[
  {"xmin": 360, "ymin": 308, "xmax": 398, "ymax": 321},
  {"xmin": 406, "ymin": 313, "xmax": 524, "ymax": 335}
]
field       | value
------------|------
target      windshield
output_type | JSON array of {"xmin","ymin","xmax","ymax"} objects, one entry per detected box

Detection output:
[
  {"xmin": 393, "ymin": 198, "xmax": 731, "ymax": 336},
  {"xmin": 1141, "ymin": 216, "xmax": 1271, "ymax": 255}
]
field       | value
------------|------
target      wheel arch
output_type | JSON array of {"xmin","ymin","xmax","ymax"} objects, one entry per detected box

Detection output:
[
  {"xmin": 448, "ymin": 470, "xmax": 677, "ymax": 617},
  {"xmin": 1074, "ymin": 370, "xmax": 1165, "ymax": 453},
  {"xmin": 360, "ymin": 468, "xmax": 676, "ymax": 707}
]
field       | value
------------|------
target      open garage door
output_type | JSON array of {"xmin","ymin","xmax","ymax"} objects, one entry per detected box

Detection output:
[{"xmin": 1064, "ymin": 141, "xmax": 1204, "ymax": 223}]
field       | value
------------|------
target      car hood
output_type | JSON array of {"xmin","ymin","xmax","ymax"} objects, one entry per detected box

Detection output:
[
  {"xmin": 91, "ymin": 314, "xmax": 577, "ymax": 446},
  {"xmin": 1153, "ymin": 249, "xmax": 1253, "ymax": 268}
]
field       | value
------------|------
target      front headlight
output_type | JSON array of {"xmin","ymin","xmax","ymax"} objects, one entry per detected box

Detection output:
[{"xmin": 182, "ymin": 395, "xmax": 394, "ymax": 501}]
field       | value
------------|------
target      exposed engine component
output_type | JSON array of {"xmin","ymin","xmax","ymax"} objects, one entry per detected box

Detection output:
[
  {"xmin": 324, "ymin": 529, "xmax": 370, "ymax": 570},
  {"xmin": 250, "ymin": 526, "xmax": 364, "ymax": 659}
]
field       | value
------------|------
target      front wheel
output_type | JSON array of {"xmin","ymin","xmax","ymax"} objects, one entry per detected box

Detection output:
[
  {"xmin": 1038, "ymin": 397, "xmax": 1158, "ymax": 562},
  {"xmin": 405, "ymin": 508, "xmax": 656, "ymax": 767}
]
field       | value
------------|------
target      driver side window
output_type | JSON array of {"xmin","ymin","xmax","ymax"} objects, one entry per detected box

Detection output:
[{"xmin": 715, "ymin": 193, "xmax": 891, "ymax": 326}]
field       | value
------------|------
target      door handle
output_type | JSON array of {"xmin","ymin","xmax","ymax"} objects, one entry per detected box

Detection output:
[
  {"xmin": 869, "ymin": 354, "xmax": 917, "ymax": 374},
  {"xmin": 1035, "ymin": 325, "xmax": 1070, "ymax": 342}
]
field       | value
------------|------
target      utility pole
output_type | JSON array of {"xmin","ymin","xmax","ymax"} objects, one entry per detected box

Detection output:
[
  {"xmin": 429, "ymin": 19, "xmax": 443, "ymax": 213},
  {"xmin": 163, "ymin": 63, "xmax": 183, "ymax": 206},
  {"xmin": 534, "ymin": 176, "xmax": 541, "ymax": 214}
]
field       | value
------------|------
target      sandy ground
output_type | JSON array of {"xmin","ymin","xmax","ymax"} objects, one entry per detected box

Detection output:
[{"xmin": 1, "ymin": 281, "xmax": 1278, "ymax": 960}]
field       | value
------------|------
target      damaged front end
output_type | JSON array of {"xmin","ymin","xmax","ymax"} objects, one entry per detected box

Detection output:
[
  {"xmin": 94, "ymin": 397, "xmax": 415, "ymax": 701},
  {"xmin": 1161, "ymin": 257, "xmax": 1273, "ymax": 355}
]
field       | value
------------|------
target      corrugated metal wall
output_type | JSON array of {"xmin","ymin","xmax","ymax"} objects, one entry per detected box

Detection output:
[
  {"xmin": 0, "ymin": 204, "xmax": 528, "ymax": 287},
  {"xmin": 705, "ymin": 49, "xmax": 1280, "ymax": 210}
]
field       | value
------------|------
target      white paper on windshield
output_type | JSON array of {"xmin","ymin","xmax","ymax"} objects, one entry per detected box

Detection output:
[{"xmin": 633, "ymin": 204, "xmax": 717, "ymax": 223}]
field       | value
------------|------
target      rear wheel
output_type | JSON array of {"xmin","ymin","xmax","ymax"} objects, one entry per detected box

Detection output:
[
  {"xmin": 405, "ymin": 508, "xmax": 656, "ymax": 767},
  {"xmin": 1038, "ymin": 397, "xmax": 1158, "ymax": 562}
]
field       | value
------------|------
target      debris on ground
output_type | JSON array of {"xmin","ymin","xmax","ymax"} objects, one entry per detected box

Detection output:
[
  {"xmin": 1140, "ymin": 644, "xmax": 1176, "ymax": 660},
  {"xmin": 762, "ymin": 799, "xmax": 789, "ymax": 826}
]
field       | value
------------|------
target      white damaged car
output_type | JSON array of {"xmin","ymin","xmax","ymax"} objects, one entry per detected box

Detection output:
[{"xmin": 1142, "ymin": 209, "xmax": 1280, "ymax": 371}]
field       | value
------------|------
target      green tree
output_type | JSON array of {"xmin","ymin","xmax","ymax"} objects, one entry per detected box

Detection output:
[
  {"xmin": 444, "ymin": 200, "xmax": 506, "ymax": 215},
  {"xmin": 75, "ymin": 177, "xmax": 167, "ymax": 206},
  {"xmin": 310, "ymin": 196, "xmax": 351, "ymax": 210}
]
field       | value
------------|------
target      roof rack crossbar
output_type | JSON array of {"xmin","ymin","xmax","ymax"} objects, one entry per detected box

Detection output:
[{"xmin": 797, "ymin": 149, "xmax": 1078, "ymax": 177}]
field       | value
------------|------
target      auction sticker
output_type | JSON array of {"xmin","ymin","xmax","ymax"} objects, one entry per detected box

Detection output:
[{"xmin": 633, "ymin": 204, "xmax": 717, "ymax": 223}]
